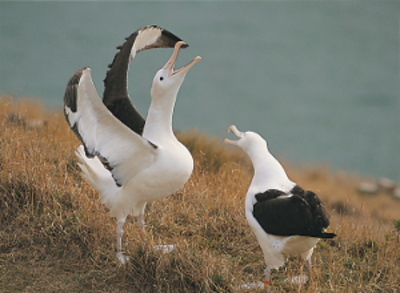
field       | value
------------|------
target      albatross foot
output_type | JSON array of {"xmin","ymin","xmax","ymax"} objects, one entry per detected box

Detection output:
[
  {"xmin": 238, "ymin": 281, "xmax": 265, "ymax": 290},
  {"xmin": 284, "ymin": 274, "xmax": 308, "ymax": 284},
  {"xmin": 116, "ymin": 252, "xmax": 130, "ymax": 264},
  {"xmin": 153, "ymin": 244, "xmax": 177, "ymax": 253}
]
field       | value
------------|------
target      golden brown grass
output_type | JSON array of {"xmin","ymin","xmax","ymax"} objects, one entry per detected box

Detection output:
[{"xmin": 1, "ymin": 96, "xmax": 399, "ymax": 292}]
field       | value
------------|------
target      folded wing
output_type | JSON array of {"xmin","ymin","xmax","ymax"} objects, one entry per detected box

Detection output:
[{"xmin": 253, "ymin": 186, "xmax": 336, "ymax": 238}]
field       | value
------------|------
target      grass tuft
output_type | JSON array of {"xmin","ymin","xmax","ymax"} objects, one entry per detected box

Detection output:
[{"xmin": 1, "ymin": 97, "xmax": 399, "ymax": 292}]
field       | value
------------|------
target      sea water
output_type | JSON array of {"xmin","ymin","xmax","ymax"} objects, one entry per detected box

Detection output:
[{"xmin": 0, "ymin": 1, "xmax": 399, "ymax": 181}]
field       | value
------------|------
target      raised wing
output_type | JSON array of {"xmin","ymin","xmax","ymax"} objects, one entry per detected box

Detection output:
[
  {"xmin": 64, "ymin": 67, "xmax": 158, "ymax": 186},
  {"xmin": 102, "ymin": 25, "xmax": 188, "ymax": 135}
]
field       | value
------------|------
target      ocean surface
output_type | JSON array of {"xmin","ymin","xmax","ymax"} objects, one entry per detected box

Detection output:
[{"xmin": 1, "ymin": 1, "xmax": 399, "ymax": 181}]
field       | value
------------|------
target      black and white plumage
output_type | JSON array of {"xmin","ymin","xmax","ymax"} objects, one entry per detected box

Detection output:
[
  {"xmin": 224, "ymin": 125, "xmax": 335, "ymax": 287},
  {"xmin": 63, "ymin": 26, "xmax": 201, "ymax": 264},
  {"xmin": 102, "ymin": 25, "xmax": 189, "ymax": 135}
]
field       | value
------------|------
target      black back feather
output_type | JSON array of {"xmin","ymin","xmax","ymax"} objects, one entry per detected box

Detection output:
[
  {"xmin": 253, "ymin": 185, "xmax": 336, "ymax": 238},
  {"xmin": 255, "ymin": 189, "xmax": 286, "ymax": 202}
]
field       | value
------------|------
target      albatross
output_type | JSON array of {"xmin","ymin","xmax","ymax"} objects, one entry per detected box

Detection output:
[
  {"xmin": 63, "ymin": 29, "xmax": 201, "ymax": 264},
  {"xmin": 224, "ymin": 125, "xmax": 336, "ymax": 287}
]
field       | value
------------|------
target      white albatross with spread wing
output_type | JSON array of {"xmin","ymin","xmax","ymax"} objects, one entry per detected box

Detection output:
[
  {"xmin": 225, "ymin": 125, "xmax": 336, "ymax": 288},
  {"xmin": 63, "ymin": 30, "xmax": 201, "ymax": 263}
]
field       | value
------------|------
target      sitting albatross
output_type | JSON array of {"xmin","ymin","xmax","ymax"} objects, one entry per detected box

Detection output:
[
  {"xmin": 64, "ymin": 33, "xmax": 201, "ymax": 263},
  {"xmin": 224, "ymin": 125, "xmax": 336, "ymax": 287}
]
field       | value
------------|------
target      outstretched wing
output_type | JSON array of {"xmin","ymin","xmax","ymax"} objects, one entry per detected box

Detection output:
[
  {"xmin": 64, "ymin": 67, "xmax": 158, "ymax": 186},
  {"xmin": 103, "ymin": 25, "xmax": 188, "ymax": 135}
]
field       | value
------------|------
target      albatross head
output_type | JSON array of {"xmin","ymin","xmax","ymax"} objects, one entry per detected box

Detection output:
[
  {"xmin": 224, "ymin": 125, "xmax": 268, "ymax": 154},
  {"xmin": 151, "ymin": 41, "xmax": 201, "ymax": 101}
]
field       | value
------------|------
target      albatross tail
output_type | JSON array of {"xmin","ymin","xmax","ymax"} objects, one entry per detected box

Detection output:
[{"xmin": 75, "ymin": 145, "xmax": 119, "ymax": 209}]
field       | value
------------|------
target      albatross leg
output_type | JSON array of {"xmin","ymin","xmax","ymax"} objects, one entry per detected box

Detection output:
[
  {"xmin": 305, "ymin": 258, "xmax": 312, "ymax": 280},
  {"xmin": 135, "ymin": 213, "xmax": 176, "ymax": 253},
  {"xmin": 138, "ymin": 211, "xmax": 176, "ymax": 254},
  {"xmin": 116, "ymin": 220, "xmax": 130, "ymax": 264},
  {"xmin": 287, "ymin": 249, "xmax": 312, "ymax": 284},
  {"xmin": 264, "ymin": 266, "xmax": 271, "ymax": 286},
  {"xmin": 137, "ymin": 213, "xmax": 146, "ymax": 240}
]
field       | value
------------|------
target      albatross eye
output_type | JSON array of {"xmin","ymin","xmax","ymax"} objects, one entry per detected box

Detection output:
[{"xmin": 160, "ymin": 76, "xmax": 164, "ymax": 81}]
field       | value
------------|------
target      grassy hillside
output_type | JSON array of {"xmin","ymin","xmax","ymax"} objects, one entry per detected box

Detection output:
[{"xmin": 0, "ymin": 96, "xmax": 399, "ymax": 292}]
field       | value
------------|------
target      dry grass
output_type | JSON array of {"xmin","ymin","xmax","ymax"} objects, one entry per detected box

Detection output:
[{"xmin": 0, "ymin": 96, "xmax": 399, "ymax": 292}]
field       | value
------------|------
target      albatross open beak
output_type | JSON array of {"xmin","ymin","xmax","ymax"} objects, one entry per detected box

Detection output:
[
  {"xmin": 224, "ymin": 125, "xmax": 243, "ymax": 145},
  {"xmin": 164, "ymin": 41, "xmax": 201, "ymax": 77}
]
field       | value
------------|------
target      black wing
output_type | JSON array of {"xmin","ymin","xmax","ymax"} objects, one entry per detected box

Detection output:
[
  {"xmin": 102, "ymin": 25, "xmax": 188, "ymax": 135},
  {"xmin": 253, "ymin": 186, "xmax": 336, "ymax": 238},
  {"xmin": 290, "ymin": 185, "xmax": 334, "ymax": 237},
  {"xmin": 255, "ymin": 189, "xmax": 286, "ymax": 202},
  {"xmin": 303, "ymin": 190, "xmax": 332, "ymax": 234},
  {"xmin": 253, "ymin": 194, "xmax": 315, "ymax": 236}
]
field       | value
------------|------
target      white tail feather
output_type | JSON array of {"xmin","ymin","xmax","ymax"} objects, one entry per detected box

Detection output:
[{"xmin": 75, "ymin": 145, "xmax": 119, "ymax": 208}]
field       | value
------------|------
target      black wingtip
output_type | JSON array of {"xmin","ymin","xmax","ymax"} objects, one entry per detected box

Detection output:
[
  {"xmin": 319, "ymin": 232, "xmax": 337, "ymax": 239},
  {"xmin": 159, "ymin": 27, "xmax": 189, "ymax": 49},
  {"xmin": 64, "ymin": 67, "xmax": 88, "ymax": 113},
  {"xmin": 102, "ymin": 25, "xmax": 188, "ymax": 136},
  {"xmin": 63, "ymin": 67, "xmax": 91, "ymax": 151},
  {"xmin": 104, "ymin": 25, "xmax": 189, "ymax": 92}
]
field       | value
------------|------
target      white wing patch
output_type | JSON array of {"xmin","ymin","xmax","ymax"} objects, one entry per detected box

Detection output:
[
  {"xmin": 65, "ymin": 68, "xmax": 158, "ymax": 186},
  {"xmin": 130, "ymin": 26, "xmax": 163, "ymax": 61}
]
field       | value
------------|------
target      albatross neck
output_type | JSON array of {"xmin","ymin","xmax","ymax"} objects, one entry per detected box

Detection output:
[
  {"xmin": 247, "ymin": 146, "xmax": 291, "ymax": 190},
  {"xmin": 143, "ymin": 92, "xmax": 177, "ymax": 144}
]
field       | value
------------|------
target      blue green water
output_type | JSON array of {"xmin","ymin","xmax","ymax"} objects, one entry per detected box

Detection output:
[{"xmin": 1, "ymin": 1, "xmax": 399, "ymax": 181}]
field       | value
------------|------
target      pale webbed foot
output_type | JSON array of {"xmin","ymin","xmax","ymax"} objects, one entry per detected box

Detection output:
[
  {"xmin": 153, "ymin": 244, "xmax": 177, "ymax": 253},
  {"xmin": 284, "ymin": 258, "xmax": 310, "ymax": 284},
  {"xmin": 284, "ymin": 274, "xmax": 308, "ymax": 284},
  {"xmin": 238, "ymin": 266, "xmax": 270, "ymax": 290},
  {"xmin": 238, "ymin": 281, "xmax": 265, "ymax": 290},
  {"xmin": 116, "ymin": 252, "xmax": 130, "ymax": 264}
]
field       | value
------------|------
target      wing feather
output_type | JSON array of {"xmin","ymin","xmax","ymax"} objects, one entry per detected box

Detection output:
[
  {"xmin": 103, "ymin": 25, "xmax": 188, "ymax": 135},
  {"xmin": 64, "ymin": 67, "xmax": 157, "ymax": 186}
]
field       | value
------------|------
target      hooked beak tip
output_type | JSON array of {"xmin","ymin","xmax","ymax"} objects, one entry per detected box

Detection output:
[
  {"xmin": 225, "ymin": 125, "xmax": 243, "ymax": 146},
  {"xmin": 224, "ymin": 138, "xmax": 236, "ymax": 145},
  {"xmin": 175, "ymin": 41, "xmax": 186, "ymax": 49},
  {"xmin": 164, "ymin": 42, "xmax": 200, "ymax": 75},
  {"xmin": 228, "ymin": 125, "xmax": 243, "ymax": 137}
]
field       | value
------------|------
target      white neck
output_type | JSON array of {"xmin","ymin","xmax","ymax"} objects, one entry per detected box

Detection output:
[
  {"xmin": 142, "ymin": 91, "xmax": 177, "ymax": 145},
  {"xmin": 247, "ymin": 146, "xmax": 293, "ymax": 192}
]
